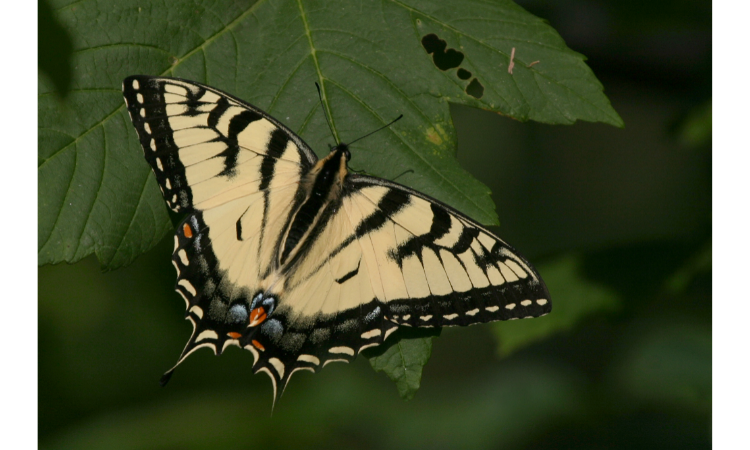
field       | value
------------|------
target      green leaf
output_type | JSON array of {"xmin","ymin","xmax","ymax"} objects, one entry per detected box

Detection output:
[
  {"xmin": 39, "ymin": 0, "xmax": 73, "ymax": 97},
  {"xmin": 607, "ymin": 323, "xmax": 711, "ymax": 413},
  {"xmin": 664, "ymin": 241, "xmax": 711, "ymax": 294},
  {"xmin": 364, "ymin": 327, "xmax": 441, "ymax": 400},
  {"xmin": 39, "ymin": 0, "xmax": 621, "ymax": 268},
  {"xmin": 492, "ymin": 254, "xmax": 620, "ymax": 356},
  {"xmin": 678, "ymin": 99, "xmax": 712, "ymax": 148}
]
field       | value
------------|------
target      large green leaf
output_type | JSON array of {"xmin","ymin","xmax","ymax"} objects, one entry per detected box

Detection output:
[{"xmin": 39, "ymin": 0, "xmax": 621, "ymax": 269}]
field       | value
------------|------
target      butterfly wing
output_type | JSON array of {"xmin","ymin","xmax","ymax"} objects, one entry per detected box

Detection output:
[
  {"xmin": 122, "ymin": 75, "xmax": 318, "ymax": 381},
  {"xmin": 273, "ymin": 174, "xmax": 551, "ymax": 332},
  {"xmin": 122, "ymin": 75, "xmax": 316, "ymax": 214},
  {"xmin": 340, "ymin": 175, "xmax": 551, "ymax": 326},
  {"xmin": 237, "ymin": 192, "xmax": 402, "ymax": 399}
]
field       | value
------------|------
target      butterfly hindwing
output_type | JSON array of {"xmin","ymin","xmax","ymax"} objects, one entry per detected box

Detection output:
[{"xmin": 237, "ymin": 197, "xmax": 400, "ymax": 398}]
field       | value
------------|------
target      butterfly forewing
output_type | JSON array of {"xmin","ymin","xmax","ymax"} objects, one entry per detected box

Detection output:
[
  {"xmin": 342, "ymin": 176, "xmax": 551, "ymax": 326},
  {"xmin": 122, "ymin": 75, "xmax": 316, "ymax": 213}
]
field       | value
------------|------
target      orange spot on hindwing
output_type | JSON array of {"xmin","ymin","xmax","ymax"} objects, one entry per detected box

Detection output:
[
  {"xmin": 227, "ymin": 332, "xmax": 242, "ymax": 339},
  {"xmin": 182, "ymin": 223, "xmax": 193, "ymax": 238},
  {"xmin": 252, "ymin": 340, "xmax": 265, "ymax": 351},
  {"xmin": 248, "ymin": 307, "xmax": 267, "ymax": 327}
]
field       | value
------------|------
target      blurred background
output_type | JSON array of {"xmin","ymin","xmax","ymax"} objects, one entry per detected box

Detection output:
[{"xmin": 39, "ymin": 0, "xmax": 711, "ymax": 448}]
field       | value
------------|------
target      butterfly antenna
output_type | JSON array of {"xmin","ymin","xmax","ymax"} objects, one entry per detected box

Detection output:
[
  {"xmin": 315, "ymin": 82, "xmax": 338, "ymax": 144},
  {"xmin": 349, "ymin": 114, "xmax": 403, "ymax": 146},
  {"xmin": 391, "ymin": 169, "xmax": 414, "ymax": 182}
]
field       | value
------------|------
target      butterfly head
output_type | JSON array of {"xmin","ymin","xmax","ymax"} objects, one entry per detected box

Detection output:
[
  {"xmin": 330, "ymin": 143, "xmax": 352, "ymax": 162},
  {"xmin": 329, "ymin": 143, "xmax": 352, "ymax": 179}
]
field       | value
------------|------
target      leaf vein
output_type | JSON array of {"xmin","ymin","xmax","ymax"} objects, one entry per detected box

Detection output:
[
  {"xmin": 316, "ymin": 48, "xmax": 435, "ymax": 127},
  {"xmin": 39, "ymin": 142, "xmax": 77, "ymax": 254},
  {"xmin": 110, "ymin": 167, "xmax": 152, "ymax": 264},
  {"xmin": 73, "ymin": 118, "xmax": 109, "ymax": 258},
  {"xmin": 296, "ymin": 0, "xmax": 338, "ymax": 142},
  {"xmin": 71, "ymin": 42, "xmax": 172, "ymax": 55},
  {"xmin": 37, "ymin": 105, "xmax": 122, "ymax": 170},
  {"xmin": 267, "ymin": 55, "xmax": 310, "ymax": 113},
  {"xmin": 246, "ymin": 34, "xmax": 307, "ymax": 89}
]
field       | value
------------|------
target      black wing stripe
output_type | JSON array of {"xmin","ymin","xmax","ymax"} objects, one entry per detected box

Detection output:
[{"xmin": 207, "ymin": 96, "xmax": 231, "ymax": 129}]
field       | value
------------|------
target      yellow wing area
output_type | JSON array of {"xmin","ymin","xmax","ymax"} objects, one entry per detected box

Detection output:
[
  {"xmin": 278, "ymin": 181, "xmax": 548, "ymax": 330},
  {"xmin": 123, "ymin": 76, "xmax": 315, "ymax": 213}
]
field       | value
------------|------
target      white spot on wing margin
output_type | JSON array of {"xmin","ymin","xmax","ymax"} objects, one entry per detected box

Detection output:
[
  {"xmin": 178, "ymin": 279, "xmax": 196, "ymax": 295},
  {"xmin": 323, "ymin": 359, "xmax": 348, "ymax": 367},
  {"xmin": 297, "ymin": 354, "xmax": 320, "ymax": 365},
  {"xmin": 361, "ymin": 329, "xmax": 382, "ymax": 339},
  {"xmin": 268, "ymin": 358, "xmax": 285, "ymax": 379},
  {"xmin": 329, "ymin": 346, "xmax": 354, "ymax": 356},
  {"xmin": 196, "ymin": 330, "xmax": 218, "ymax": 342}
]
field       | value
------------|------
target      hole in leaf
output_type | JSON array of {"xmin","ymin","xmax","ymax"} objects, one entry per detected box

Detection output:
[
  {"xmin": 457, "ymin": 68, "xmax": 472, "ymax": 80},
  {"xmin": 421, "ymin": 33, "xmax": 464, "ymax": 71},
  {"xmin": 465, "ymin": 78, "xmax": 484, "ymax": 99}
]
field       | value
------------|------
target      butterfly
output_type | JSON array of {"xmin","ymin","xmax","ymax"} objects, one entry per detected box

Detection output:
[{"xmin": 122, "ymin": 76, "xmax": 551, "ymax": 404}]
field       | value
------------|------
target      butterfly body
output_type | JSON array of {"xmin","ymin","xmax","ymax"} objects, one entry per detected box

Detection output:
[{"xmin": 122, "ymin": 75, "xmax": 551, "ymax": 402}]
